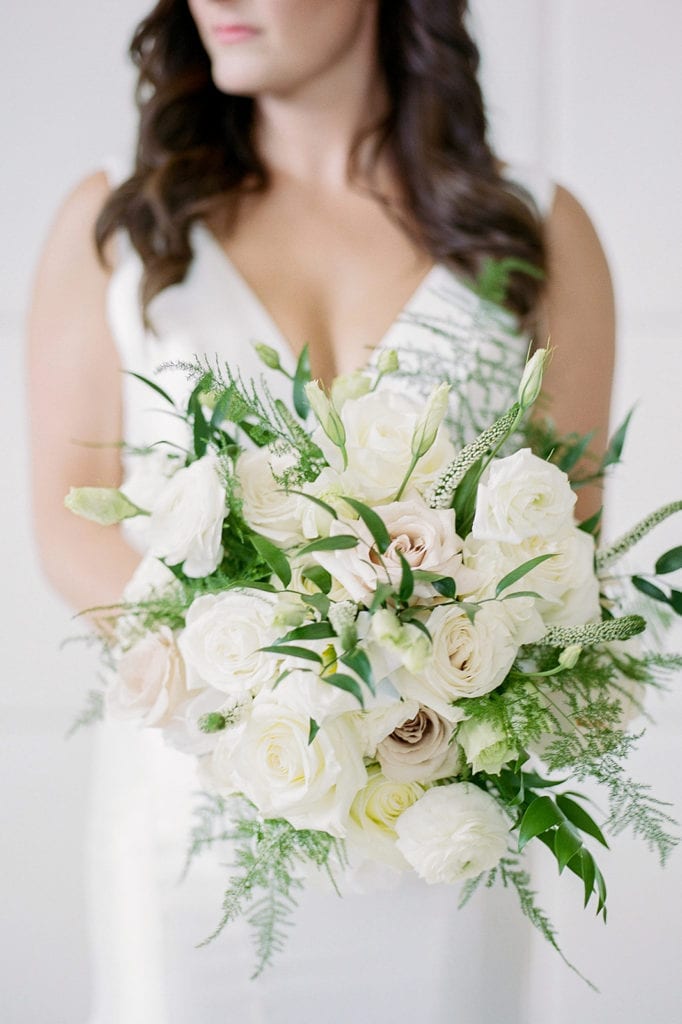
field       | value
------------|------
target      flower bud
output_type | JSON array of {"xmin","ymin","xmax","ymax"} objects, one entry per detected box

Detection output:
[
  {"xmin": 199, "ymin": 712, "xmax": 227, "ymax": 734},
  {"xmin": 411, "ymin": 383, "xmax": 451, "ymax": 459},
  {"xmin": 304, "ymin": 380, "xmax": 347, "ymax": 453},
  {"xmin": 331, "ymin": 371, "xmax": 371, "ymax": 408},
  {"xmin": 254, "ymin": 342, "xmax": 283, "ymax": 372},
  {"xmin": 377, "ymin": 348, "xmax": 399, "ymax": 376},
  {"xmin": 64, "ymin": 487, "xmax": 146, "ymax": 526},
  {"xmin": 558, "ymin": 644, "xmax": 582, "ymax": 670},
  {"xmin": 518, "ymin": 347, "xmax": 550, "ymax": 410}
]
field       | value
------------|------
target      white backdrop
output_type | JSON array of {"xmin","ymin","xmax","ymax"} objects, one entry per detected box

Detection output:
[{"xmin": 2, "ymin": 2, "xmax": 681, "ymax": 1021}]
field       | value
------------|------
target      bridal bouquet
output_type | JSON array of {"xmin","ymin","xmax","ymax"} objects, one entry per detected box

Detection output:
[{"xmin": 66, "ymin": 344, "xmax": 681, "ymax": 978}]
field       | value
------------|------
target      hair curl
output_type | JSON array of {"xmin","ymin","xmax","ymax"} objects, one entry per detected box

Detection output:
[{"xmin": 96, "ymin": 0, "xmax": 548, "ymax": 332}]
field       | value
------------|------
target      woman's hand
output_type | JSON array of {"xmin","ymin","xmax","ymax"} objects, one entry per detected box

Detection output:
[{"xmin": 26, "ymin": 170, "xmax": 141, "ymax": 618}]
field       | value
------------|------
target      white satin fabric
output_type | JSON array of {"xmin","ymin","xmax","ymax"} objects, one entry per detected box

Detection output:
[{"xmin": 87, "ymin": 156, "xmax": 556, "ymax": 1024}]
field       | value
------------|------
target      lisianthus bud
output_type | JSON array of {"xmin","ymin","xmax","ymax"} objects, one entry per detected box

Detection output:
[
  {"xmin": 558, "ymin": 644, "xmax": 582, "ymax": 670},
  {"xmin": 331, "ymin": 371, "xmax": 372, "ymax": 408},
  {"xmin": 411, "ymin": 383, "xmax": 451, "ymax": 459},
  {"xmin": 64, "ymin": 487, "xmax": 146, "ymax": 526},
  {"xmin": 377, "ymin": 348, "xmax": 399, "ymax": 376},
  {"xmin": 254, "ymin": 342, "xmax": 283, "ymax": 372},
  {"xmin": 304, "ymin": 380, "xmax": 348, "ymax": 462},
  {"xmin": 518, "ymin": 347, "xmax": 550, "ymax": 410}
]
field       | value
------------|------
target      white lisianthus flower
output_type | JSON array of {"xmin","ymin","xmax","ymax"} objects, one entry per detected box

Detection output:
[
  {"xmin": 347, "ymin": 764, "xmax": 424, "ymax": 868},
  {"xmin": 313, "ymin": 390, "xmax": 455, "ymax": 504},
  {"xmin": 457, "ymin": 717, "xmax": 517, "ymax": 775},
  {"xmin": 161, "ymin": 686, "xmax": 240, "ymax": 757},
  {"xmin": 395, "ymin": 602, "xmax": 518, "ymax": 719},
  {"xmin": 472, "ymin": 448, "xmax": 576, "ymax": 544},
  {"xmin": 377, "ymin": 705, "xmax": 461, "ymax": 783},
  {"xmin": 368, "ymin": 609, "xmax": 432, "ymax": 678},
  {"xmin": 178, "ymin": 590, "xmax": 280, "ymax": 695},
  {"xmin": 236, "ymin": 447, "xmax": 305, "ymax": 547},
  {"xmin": 462, "ymin": 527, "xmax": 600, "ymax": 628},
  {"xmin": 107, "ymin": 626, "xmax": 188, "ymax": 727},
  {"xmin": 314, "ymin": 500, "xmax": 476, "ymax": 605},
  {"xmin": 395, "ymin": 782, "xmax": 509, "ymax": 883},
  {"xmin": 231, "ymin": 700, "xmax": 367, "ymax": 837},
  {"xmin": 148, "ymin": 453, "xmax": 227, "ymax": 576}
]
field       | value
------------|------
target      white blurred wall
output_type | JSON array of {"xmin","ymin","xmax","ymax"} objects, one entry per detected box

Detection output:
[{"xmin": 2, "ymin": 2, "xmax": 681, "ymax": 1021}]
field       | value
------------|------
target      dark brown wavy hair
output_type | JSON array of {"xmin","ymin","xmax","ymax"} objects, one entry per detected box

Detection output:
[{"xmin": 95, "ymin": 0, "xmax": 548, "ymax": 332}]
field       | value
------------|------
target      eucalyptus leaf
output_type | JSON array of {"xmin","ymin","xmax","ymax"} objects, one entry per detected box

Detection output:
[
  {"xmin": 632, "ymin": 576, "xmax": 669, "ymax": 603},
  {"xmin": 323, "ymin": 671, "xmax": 365, "ymax": 707},
  {"xmin": 452, "ymin": 457, "xmax": 485, "ymax": 537},
  {"xmin": 298, "ymin": 535, "xmax": 359, "ymax": 556},
  {"xmin": 260, "ymin": 644, "xmax": 323, "ymax": 664},
  {"xmin": 670, "ymin": 590, "xmax": 682, "ymax": 616},
  {"xmin": 370, "ymin": 582, "xmax": 395, "ymax": 613},
  {"xmin": 496, "ymin": 554, "xmax": 556, "ymax": 598},
  {"xmin": 301, "ymin": 565, "xmax": 333, "ymax": 594},
  {"xmin": 340, "ymin": 649, "xmax": 375, "ymax": 694},
  {"xmin": 302, "ymin": 593, "xmax": 331, "ymax": 617},
  {"xmin": 398, "ymin": 552, "xmax": 414, "ymax": 603},
  {"xmin": 655, "ymin": 546, "xmax": 682, "ymax": 576},
  {"xmin": 280, "ymin": 622, "xmax": 336, "ymax": 643},
  {"xmin": 432, "ymin": 577, "xmax": 457, "ymax": 599},
  {"xmin": 308, "ymin": 718, "xmax": 320, "ymax": 745}
]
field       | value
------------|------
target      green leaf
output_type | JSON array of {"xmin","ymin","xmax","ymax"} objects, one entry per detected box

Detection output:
[
  {"xmin": 301, "ymin": 565, "xmax": 332, "ymax": 594},
  {"xmin": 250, "ymin": 534, "xmax": 292, "ymax": 587},
  {"xmin": 575, "ymin": 847, "xmax": 596, "ymax": 908},
  {"xmin": 554, "ymin": 822, "xmax": 583, "ymax": 873},
  {"xmin": 602, "ymin": 407, "xmax": 634, "ymax": 471},
  {"xmin": 308, "ymin": 718, "xmax": 320, "ymax": 745},
  {"xmin": 280, "ymin": 622, "xmax": 336, "ymax": 643},
  {"xmin": 432, "ymin": 577, "xmax": 456, "ymax": 599},
  {"xmin": 293, "ymin": 345, "xmax": 311, "ymax": 420},
  {"xmin": 398, "ymin": 552, "xmax": 414, "ymax": 603},
  {"xmin": 578, "ymin": 507, "xmax": 603, "ymax": 537},
  {"xmin": 593, "ymin": 861, "xmax": 608, "ymax": 916},
  {"xmin": 260, "ymin": 644, "xmax": 323, "ymax": 664},
  {"xmin": 500, "ymin": 590, "xmax": 543, "ymax": 601},
  {"xmin": 188, "ymin": 378, "xmax": 211, "ymax": 458},
  {"xmin": 518, "ymin": 795, "xmax": 564, "ymax": 851},
  {"xmin": 495, "ymin": 554, "xmax": 556, "ymax": 597},
  {"xmin": 124, "ymin": 370, "xmax": 176, "ymax": 407},
  {"xmin": 452, "ymin": 457, "xmax": 485, "ymax": 537},
  {"xmin": 298, "ymin": 535, "xmax": 359, "ymax": 556},
  {"xmin": 288, "ymin": 490, "xmax": 339, "ymax": 522},
  {"xmin": 556, "ymin": 794, "xmax": 609, "ymax": 848},
  {"xmin": 340, "ymin": 648, "xmax": 375, "ymax": 694},
  {"xmin": 301, "ymin": 593, "xmax": 331, "ymax": 617},
  {"xmin": 557, "ymin": 430, "xmax": 595, "ymax": 474},
  {"xmin": 399, "ymin": 615, "xmax": 432, "ymax": 642},
  {"xmin": 369, "ymin": 582, "xmax": 395, "ymax": 613},
  {"xmin": 655, "ymin": 546, "xmax": 682, "ymax": 576},
  {"xmin": 632, "ymin": 576, "xmax": 669, "ymax": 603},
  {"xmin": 323, "ymin": 671, "xmax": 364, "ymax": 707},
  {"xmin": 669, "ymin": 590, "xmax": 682, "ymax": 616},
  {"xmin": 340, "ymin": 496, "xmax": 390, "ymax": 553}
]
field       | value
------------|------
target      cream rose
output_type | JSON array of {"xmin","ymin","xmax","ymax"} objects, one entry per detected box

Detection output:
[
  {"xmin": 377, "ymin": 705, "xmax": 461, "ymax": 783},
  {"xmin": 230, "ymin": 700, "xmax": 367, "ymax": 836},
  {"xmin": 148, "ymin": 453, "xmax": 227, "ymax": 576},
  {"xmin": 315, "ymin": 500, "xmax": 475, "ymax": 605},
  {"xmin": 457, "ymin": 717, "xmax": 517, "ymax": 775},
  {"xmin": 314, "ymin": 390, "xmax": 455, "ymax": 504},
  {"xmin": 236, "ymin": 447, "xmax": 305, "ymax": 547},
  {"xmin": 394, "ymin": 782, "xmax": 509, "ymax": 883},
  {"xmin": 178, "ymin": 589, "xmax": 280, "ymax": 695},
  {"xmin": 472, "ymin": 448, "xmax": 576, "ymax": 544},
  {"xmin": 347, "ymin": 765, "xmax": 424, "ymax": 868},
  {"xmin": 395, "ymin": 602, "xmax": 519, "ymax": 718},
  {"xmin": 107, "ymin": 626, "xmax": 188, "ymax": 727}
]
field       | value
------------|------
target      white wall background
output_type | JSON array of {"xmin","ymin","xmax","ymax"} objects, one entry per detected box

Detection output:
[{"xmin": 2, "ymin": 2, "xmax": 681, "ymax": 1021}]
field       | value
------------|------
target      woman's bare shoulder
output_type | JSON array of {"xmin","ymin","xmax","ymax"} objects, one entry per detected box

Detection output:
[{"xmin": 37, "ymin": 169, "xmax": 117, "ymax": 281}]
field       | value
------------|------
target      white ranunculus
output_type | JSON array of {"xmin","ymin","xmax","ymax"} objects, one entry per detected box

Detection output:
[
  {"xmin": 314, "ymin": 500, "xmax": 476, "ymax": 605},
  {"xmin": 377, "ymin": 705, "xmax": 461, "ymax": 783},
  {"xmin": 107, "ymin": 626, "xmax": 188, "ymax": 727},
  {"xmin": 236, "ymin": 447, "xmax": 305, "ymax": 547},
  {"xmin": 230, "ymin": 700, "xmax": 367, "ymax": 836},
  {"xmin": 314, "ymin": 390, "xmax": 455, "ymax": 504},
  {"xmin": 457, "ymin": 717, "xmax": 517, "ymax": 775},
  {"xmin": 346, "ymin": 764, "xmax": 424, "ymax": 868},
  {"xmin": 472, "ymin": 448, "xmax": 576, "ymax": 544},
  {"xmin": 395, "ymin": 602, "xmax": 518, "ymax": 719},
  {"xmin": 148, "ymin": 453, "xmax": 227, "ymax": 576},
  {"xmin": 462, "ymin": 527, "xmax": 600, "ymax": 628},
  {"xmin": 395, "ymin": 782, "xmax": 509, "ymax": 883},
  {"xmin": 178, "ymin": 590, "xmax": 280, "ymax": 695}
]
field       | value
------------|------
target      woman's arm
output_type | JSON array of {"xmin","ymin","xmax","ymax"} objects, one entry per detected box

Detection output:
[
  {"xmin": 27, "ymin": 171, "xmax": 141, "ymax": 615},
  {"xmin": 535, "ymin": 184, "xmax": 616, "ymax": 523}
]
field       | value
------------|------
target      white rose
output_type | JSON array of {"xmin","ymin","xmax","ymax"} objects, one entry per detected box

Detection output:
[
  {"xmin": 179, "ymin": 590, "xmax": 280, "ymax": 695},
  {"xmin": 107, "ymin": 626, "xmax": 188, "ymax": 727},
  {"xmin": 462, "ymin": 527, "xmax": 600, "ymax": 628},
  {"xmin": 472, "ymin": 449, "xmax": 576, "ymax": 544},
  {"xmin": 314, "ymin": 500, "xmax": 476, "ymax": 605},
  {"xmin": 396, "ymin": 602, "xmax": 519, "ymax": 719},
  {"xmin": 236, "ymin": 447, "xmax": 305, "ymax": 547},
  {"xmin": 231, "ymin": 700, "xmax": 367, "ymax": 836},
  {"xmin": 314, "ymin": 390, "xmax": 455, "ymax": 504},
  {"xmin": 347, "ymin": 764, "xmax": 424, "ymax": 868},
  {"xmin": 270, "ymin": 668, "xmax": 361, "ymax": 723},
  {"xmin": 395, "ymin": 782, "xmax": 509, "ymax": 883},
  {"xmin": 148, "ymin": 453, "xmax": 227, "ymax": 577},
  {"xmin": 377, "ymin": 705, "xmax": 461, "ymax": 783},
  {"xmin": 457, "ymin": 717, "xmax": 517, "ymax": 775}
]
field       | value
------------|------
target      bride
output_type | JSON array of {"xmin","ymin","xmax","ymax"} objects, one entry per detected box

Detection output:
[{"xmin": 27, "ymin": 1, "xmax": 615, "ymax": 1021}]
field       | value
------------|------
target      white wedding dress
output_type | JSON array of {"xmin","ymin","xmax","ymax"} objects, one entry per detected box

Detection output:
[{"xmin": 87, "ymin": 156, "xmax": 556, "ymax": 1024}]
